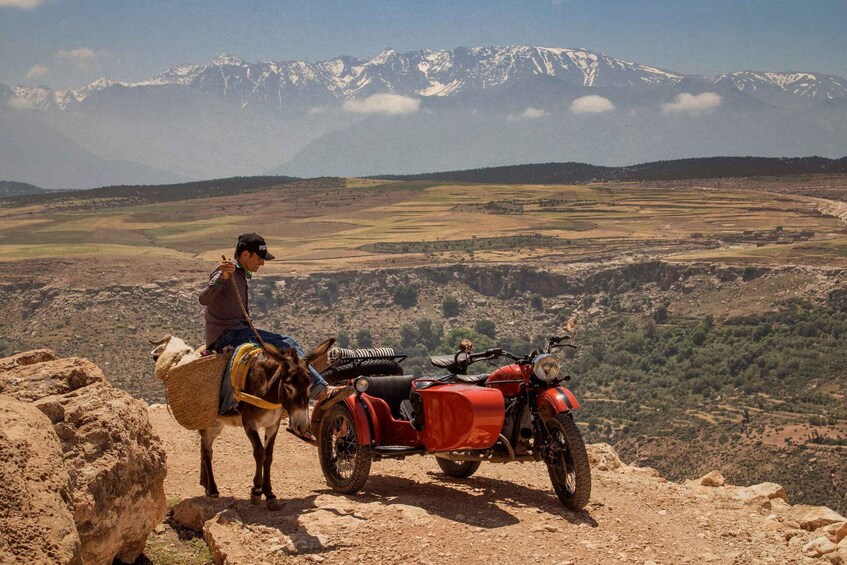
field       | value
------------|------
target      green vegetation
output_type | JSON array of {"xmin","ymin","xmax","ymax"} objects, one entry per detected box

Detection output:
[
  {"xmin": 573, "ymin": 300, "xmax": 847, "ymax": 419},
  {"xmin": 393, "ymin": 284, "xmax": 418, "ymax": 308},
  {"xmin": 442, "ymin": 294, "xmax": 460, "ymax": 318},
  {"xmin": 359, "ymin": 234, "xmax": 568, "ymax": 254},
  {"xmin": 355, "ymin": 329, "xmax": 373, "ymax": 348}
]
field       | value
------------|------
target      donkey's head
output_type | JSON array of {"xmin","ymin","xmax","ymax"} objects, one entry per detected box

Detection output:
[{"xmin": 265, "ymin": 347, "xmax": 313, "ymax": 435}]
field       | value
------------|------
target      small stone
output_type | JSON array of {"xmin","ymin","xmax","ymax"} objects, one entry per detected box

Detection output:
[
  {"xmin": 823, "ymin": 522, "xmax": 847, "ymax": 544},
  {"xmin": 790, "ymin": 505, "xmax": 847, "ymax": 531},
  {"xmin": 803, "ymin": 536, "xmax": 837, "ymax": 557},
  {"xmin": 658, "ymin": 510, "xmax": 668, "ymax": 516},
  {"xmin": 698, "ymin": 471, "xmax": 725, "ymax": 487}
]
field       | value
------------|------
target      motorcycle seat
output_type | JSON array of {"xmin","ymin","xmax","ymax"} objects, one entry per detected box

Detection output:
[
  {"xmin": 430, "ymin": 355, "xmax": 455, "ymax": 369},
  {"xmin": 364, "ymin": 374, "xmax": 418, "ymax": 419},
  {"xmin": 456, "ymin": 373, "xmax": 488, "ymax": 384}
]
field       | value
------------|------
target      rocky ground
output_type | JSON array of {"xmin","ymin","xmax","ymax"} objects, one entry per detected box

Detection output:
[{"xmin": 146, "ymin": 406, "xmax": 846, "ymax": 565}]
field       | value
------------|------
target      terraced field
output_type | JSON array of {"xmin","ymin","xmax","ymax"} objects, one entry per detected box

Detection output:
[{"xmin": 2, "ymin": 176, "xmax": 846, "ymax": 278}]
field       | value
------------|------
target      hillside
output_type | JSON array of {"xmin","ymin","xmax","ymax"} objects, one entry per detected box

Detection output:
[
  {"xmin": 0, "ymin": 180, "xmax": 48, "ymax": 197},
  {"xmin": 1, "ymin": 174, "xmax": 308, "ymax": 209},
  {"xmin": 371, "ymin": 156, "xmax": 847, "ymax": 185},
  {"xmin": 1, "ymin": 172, "xmax": 846, "ymax": 520}
]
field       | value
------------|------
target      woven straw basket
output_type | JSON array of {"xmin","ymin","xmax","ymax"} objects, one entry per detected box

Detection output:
[{"xmin": 164, "ymin": 354, "xmax": 229, "ymax": 430}]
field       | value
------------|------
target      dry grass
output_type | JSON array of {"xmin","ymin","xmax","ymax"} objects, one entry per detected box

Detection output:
[{"xmin": 2, "ymin": 177, "xmax": 846, "ymax": 272}]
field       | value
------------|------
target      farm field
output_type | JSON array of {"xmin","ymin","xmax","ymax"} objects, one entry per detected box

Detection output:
[{"xmin": 1, "ymin": 175, "xmax": 847, "ymax": 284}]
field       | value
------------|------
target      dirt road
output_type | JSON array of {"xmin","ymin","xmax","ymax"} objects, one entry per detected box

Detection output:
[{"xmin": 145, "ymin": 405, "xmax": 827, "ymax": 564}]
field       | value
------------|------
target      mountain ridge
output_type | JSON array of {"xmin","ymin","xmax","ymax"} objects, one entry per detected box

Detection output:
[
  {"xmin": 4, "ymin": 45, "xmax": 846, "ymax": 112},
  {"xmin": 3, "ymin": 45, "xmax": 846, "ymax": 188},
  {"xmin": 369, "ymin": 156, "xmax": 847, "ymax": 184}
]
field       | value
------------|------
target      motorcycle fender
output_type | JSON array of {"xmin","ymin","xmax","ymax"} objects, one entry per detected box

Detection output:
[
  {"xmin": 343, "ymin": 395, "xmax": 376, "ymax": 446},
  {"xmin": 536, "ymin": 387, "xmax": 580, "ymax": 419}
]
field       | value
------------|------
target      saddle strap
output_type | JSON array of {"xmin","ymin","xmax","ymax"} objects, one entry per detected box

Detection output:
[
  {"xmin": 231, "ymin": 346, "xmax": 282, "ymax": 410},
  {"xmin": 233, "ymin": 390, "xmax": 282, "ymax": 411}
]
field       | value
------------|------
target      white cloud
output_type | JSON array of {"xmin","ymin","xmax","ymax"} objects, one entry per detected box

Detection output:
[
  {"xmin": 570, "ymin": 95, "xmax": 615, "ymax": 114},
  {"xmin": 521, "ymin": 106, "xmax": 548, "ymax": 119},
  {"xmin": 25, "ymin": 64, "xmax": 49, "ymax": 81},
  {"xmin": 507, "ymin": 106, "xmax": 549, "ymax": 121},
  {"xmin": 0, "ymin": 0, "xmax": 45, "ymax": 8},
  {"xmin": 342, "ymin": 93, "xmax": 421, "ymax": 116},
  {"xmin": 662, "ymin": 92, "xmax": 722, "ymax": 115},
  {"xmin": 56, "ymin": 47, "xmax": 105, "ymax": 71}
]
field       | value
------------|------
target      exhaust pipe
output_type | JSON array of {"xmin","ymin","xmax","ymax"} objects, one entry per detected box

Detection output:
[{"xmin": 435, "ymin": 434, "xmax": 527, "ymax": 463}]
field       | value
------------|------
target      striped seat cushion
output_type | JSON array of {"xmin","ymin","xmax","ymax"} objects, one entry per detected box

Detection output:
[{"xmin": 328, "ymin": 346, "xmax": 397, "ymax": 362}]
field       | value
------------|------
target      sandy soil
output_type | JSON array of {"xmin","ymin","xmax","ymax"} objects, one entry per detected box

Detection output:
[{"xmin": 147, "ymin": 406, "xmax": 817, "ymax": 565}]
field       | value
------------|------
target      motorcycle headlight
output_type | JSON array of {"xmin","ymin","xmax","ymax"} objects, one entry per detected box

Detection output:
[{"xmin": 533, "ymin": 354, "xmax": 560, "ymax": 382}]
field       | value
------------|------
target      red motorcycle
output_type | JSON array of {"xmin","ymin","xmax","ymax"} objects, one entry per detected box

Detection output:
[{"xmin": 316, "ymin": 331, "xmax": 591, "ymax": 510}]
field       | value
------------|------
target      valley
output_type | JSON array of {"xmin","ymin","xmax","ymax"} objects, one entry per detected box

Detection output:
[{"xmin": 1, "ymin": 172, "xmax": 846, "ymax": 516}]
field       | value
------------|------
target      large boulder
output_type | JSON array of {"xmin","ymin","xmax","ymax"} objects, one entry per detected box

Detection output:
[
  {"xmin": 0, "ymin": 395, "xmax": 81, "ymax": 564},
  {"xmin": 0, "ymin": 353, "xmax": 168, "ymax": 564},
  {"xmin": 0, "ymin": 348, "xmax": 56, "ymax": 371}
]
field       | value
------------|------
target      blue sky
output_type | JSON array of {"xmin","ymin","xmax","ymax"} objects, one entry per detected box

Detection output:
[{"xmin": 2, "ymin": 0, "xmax": 845, "ymax": 89}]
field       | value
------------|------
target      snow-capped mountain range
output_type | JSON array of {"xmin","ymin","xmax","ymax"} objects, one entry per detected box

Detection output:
[
  {"xmin": 4, "ymin": 46, "xmax": 846, "ymax": 111},
  {"xmin": 2, "ymin": 45, "xmax": 846, "ymax": 189}
]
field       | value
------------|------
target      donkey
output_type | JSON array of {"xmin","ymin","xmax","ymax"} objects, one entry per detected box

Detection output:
[{"xmin": 151, "ymin": 335, "xmax": 334, "ymax": 511}]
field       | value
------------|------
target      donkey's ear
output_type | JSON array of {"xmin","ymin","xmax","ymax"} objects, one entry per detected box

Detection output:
[
  {"xmin": 305, "ymin": 337, "xmax": 336, "ymax": 371},
  {"xmin": 263, "ymin": 342, "xmax": 290, "ymax": 366}
]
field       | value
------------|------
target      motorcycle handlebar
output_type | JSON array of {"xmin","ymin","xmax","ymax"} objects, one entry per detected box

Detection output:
[{"xmin": 456, "ymin": 334, "xmax": 577, "ymax": 367}]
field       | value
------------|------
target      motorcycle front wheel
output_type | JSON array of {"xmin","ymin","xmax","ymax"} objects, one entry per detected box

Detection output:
[
  {"xmin": 318, "ymin": 403, "xmax": 371, "ymax": 494},
  {"xmin": 435, "ymin": 457, "xmax": 481, "ymax": 479},
  {"xmin": 543, "ymin": 412, "xmax": 591, "ymax": 511}
]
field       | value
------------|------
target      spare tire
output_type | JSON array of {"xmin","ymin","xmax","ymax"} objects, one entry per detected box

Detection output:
[{"xmin": 321, "ymin": 359, "xmax": 404, "ymax": 384}]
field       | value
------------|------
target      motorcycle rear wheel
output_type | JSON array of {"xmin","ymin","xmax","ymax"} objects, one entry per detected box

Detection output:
[
  {"xmin": 435, "ymin": 457, "xmax": 481, "ymax": 479},
  {"xmin": 318, "ymin": 403, "xmax": 371, "ymax": 494},
  {"xmin": 543, "ymin": 412, "xmax": 591, "ymax": 511}
]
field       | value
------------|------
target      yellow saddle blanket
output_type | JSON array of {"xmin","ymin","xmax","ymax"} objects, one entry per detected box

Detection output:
[{"xmin": 229, "ymin": 343, "xmax": 282, "ymax": 410}]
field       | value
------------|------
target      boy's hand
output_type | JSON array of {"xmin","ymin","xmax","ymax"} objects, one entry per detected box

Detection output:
[{"xmin": 219, "ymin": 256, "xmax": 235, "ymax": 280}]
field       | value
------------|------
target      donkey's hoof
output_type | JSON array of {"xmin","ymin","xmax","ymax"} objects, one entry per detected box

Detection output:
[
  {"xmin": 206, "ymin": 491, "xmax": 219, "ymax": 498},
  {"xmin": 250, "ymin": 493, "xmax": 263, "ymax": 505},
  {"xmin": 266, "ymin": 497, "xmax": 284, "ymax": 511}
]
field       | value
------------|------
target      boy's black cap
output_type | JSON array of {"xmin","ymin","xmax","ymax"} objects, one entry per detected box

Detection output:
[{"xmin": 237, "ymin": 233, "xmax": 275, "ymax": 260}]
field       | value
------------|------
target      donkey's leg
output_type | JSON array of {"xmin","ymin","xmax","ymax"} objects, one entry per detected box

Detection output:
[
  {"xmin": 262, "ymin": 422, "xmax": 282, "ymax": 510},
  {"xmin": 244, "ymin": 423, "xmax": 266, "ymax": 505},
  {"xmin": 200, "ymin": 420, "xmax": 224, "ymax": 497}
]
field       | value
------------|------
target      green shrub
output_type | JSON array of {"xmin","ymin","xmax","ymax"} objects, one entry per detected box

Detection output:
[
  {"xmin": 474, "ymin": 319, "xmax": 496, "ymax": 339},
  {"xmin": 393, "ymin": 284, "xmax": 418, "ymax": 308},
  {"xmin": 442, "ymin": 294, "xmax": 460, "ymax": 318},
  {"xmin": 355, "ymin": 329, "xmax": 373, "ymax": 348}
]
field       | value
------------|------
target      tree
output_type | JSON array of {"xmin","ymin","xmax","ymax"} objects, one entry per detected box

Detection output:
[
  {"xmin": 417, "ymin": 318, "xmax": 443, "ymax": 349},
  {"xmin": 318, "ymin": 287, "xmax": 332, "ymax": 306},
  {"xmin": 393, "ymin": 284, "xmax": 418, "ymax": 308},
  {"xmin": 399, "ymin": 324, "xmax": 418, "ymax": 349},
  {"xmin": 530, "ymin": 293, "xmax": 544, "ymax": 311},
  {"xmin": 474, "ymin": 318, "xmax": 496, "ymax": 339},
  {"xmin": 442, "ymin": 294, "xmax": 460, "ymax": 318},
  {"xmin": 336, "ymin": 329, "xmax": 350, "ymax": 348},
  {"xmin": 355, "ymin": 329, "xmax": 373, "ymax": 348}
]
